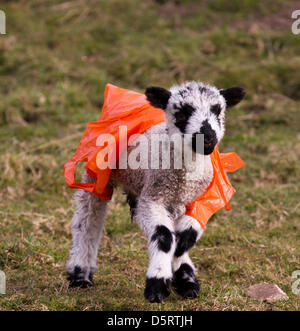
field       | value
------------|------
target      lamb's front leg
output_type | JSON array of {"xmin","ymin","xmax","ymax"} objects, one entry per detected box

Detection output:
[
  {"xmin": 136, "ymin": 197, "xmax": 176, "ymax": 303},
  {"xmin": 172, "ymin": 215, "xmax": 203, "ymax": 298}
]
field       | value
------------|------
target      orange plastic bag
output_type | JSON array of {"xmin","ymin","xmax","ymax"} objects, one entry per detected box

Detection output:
[
  {"xmin": 63, "ymin": 84, "xmax": 245, "ymax": 229},
  {"xmin": 186, "ymin": 147, "xmax": 245, "ymax": 229},
  {"xmin": 63, "ymin": 84, "xmax": 165, "ymax": 200}
]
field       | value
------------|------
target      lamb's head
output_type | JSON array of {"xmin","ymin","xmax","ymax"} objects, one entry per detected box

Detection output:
[{"xmin": 145, "ymin": 81, "xmax": 245, "ymax": 155}]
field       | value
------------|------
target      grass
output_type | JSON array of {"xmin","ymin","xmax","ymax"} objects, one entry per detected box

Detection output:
[{"xmin": 0, "ymin": 0, "xmax": 299, "ymax": 310}]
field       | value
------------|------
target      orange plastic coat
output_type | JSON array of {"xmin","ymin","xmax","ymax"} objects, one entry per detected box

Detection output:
[{"xmin": 63, "ymin": 84, "xmax": 245, "ymax": 230}]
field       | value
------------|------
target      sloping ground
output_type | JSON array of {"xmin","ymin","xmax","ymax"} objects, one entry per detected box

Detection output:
[{"xmin": 0, "ymin": 0, "xmax": 299, "ymax": 310}]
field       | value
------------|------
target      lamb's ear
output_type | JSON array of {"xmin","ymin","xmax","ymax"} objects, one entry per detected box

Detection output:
[
  {"xmin": 145, "ymin": 86, "xmax": 171, "ymax": 110},
  {"xmin": 220, "ymin": 87, "xmax": 245, "ymax": 108}
]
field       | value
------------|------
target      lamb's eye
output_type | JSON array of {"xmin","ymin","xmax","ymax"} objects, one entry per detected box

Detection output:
[
  {"xmin": 175, "ymin": 112, "xmax": 187, "ymax": 122},
  {"xmin": 181, "ymin": 104, "xmax": 195, "ymax": 115},
  {"xmin": 211, "ymin": 104, "xmax": 221, "ymax": 116}
]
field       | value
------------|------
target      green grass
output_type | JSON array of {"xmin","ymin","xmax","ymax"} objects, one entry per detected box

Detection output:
[{"xmin": 0, "ymin": 0, "xmax": 299, "ymax": 310}]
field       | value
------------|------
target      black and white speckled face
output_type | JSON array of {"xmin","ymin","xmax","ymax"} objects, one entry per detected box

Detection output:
[{"xmin": 145, "ymin": 81, "xmax": 245, "ymax": 155}]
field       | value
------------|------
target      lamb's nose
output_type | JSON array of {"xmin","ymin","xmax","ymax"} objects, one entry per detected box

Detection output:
[
  {"xmin": 204, "ymin": 135, "xmax": 213, "ymax": 144},
  {"xmin": 204, "ymin": 133, "xmax": 215, "ymax": 145}
]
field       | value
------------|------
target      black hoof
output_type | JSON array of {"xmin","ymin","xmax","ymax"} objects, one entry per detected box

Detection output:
[
  {"xmin": 176, "ymin": 281, "xmax": 199, "ymax": 298},
  {"xmin": 144, "ymin": 277, "xmax": 171, "ymax": 303},
  {"xmin": 67, "ymin": 266, "xmax": 94, "ymax": 288},
  {"xmin": 172, "ymin": 263, "xmax": 200, "ymax": 299},
  {"xmin": 69, "ymin": 278, "xmax": 94, "ymax": 288}
]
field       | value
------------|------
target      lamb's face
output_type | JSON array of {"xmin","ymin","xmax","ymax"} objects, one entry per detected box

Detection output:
[
  {"xmin": 145, "ymin": 81, "xmax": 245, "ymax": 155},
  {"xmin": 167, "ymin": 82, "xmax": 226, "ymax": 155}
]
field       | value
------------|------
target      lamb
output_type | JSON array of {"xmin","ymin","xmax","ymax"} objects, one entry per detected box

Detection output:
[{"xmin": 66, "ymin": 81, "xmax": 245, "ymax": 303}]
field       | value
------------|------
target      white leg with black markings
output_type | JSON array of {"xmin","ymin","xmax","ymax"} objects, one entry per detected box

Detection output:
[
  {"xmin": 172, "ymin": 215, "xmax": 203, "ymax": 298},
  {"xmin": 66, "ymin": 173, "xmax": 108, "ymax": 288},
  {"xmin": 135, "ymin": 197, "xmax": 176, "ymax": 303}
]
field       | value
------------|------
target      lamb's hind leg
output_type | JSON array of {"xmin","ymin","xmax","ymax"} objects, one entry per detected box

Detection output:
[
  {"xmin": 66, "ymin": 173, "xmax": 108, "ymax": 288},
  {"xmin": 172, "ymin": 215, "xmax": 203, "ymax": 298},
  {"xmin": 135, "ymin": 197, "xmax": 176, "ymax": 303}
]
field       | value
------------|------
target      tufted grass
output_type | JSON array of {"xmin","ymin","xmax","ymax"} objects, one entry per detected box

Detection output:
[{"xmin": 0, "ymin": 0, "xmax": 299, "ymax": 311}]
